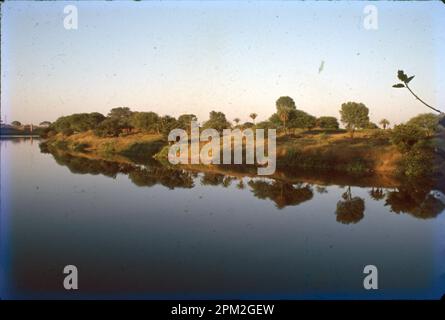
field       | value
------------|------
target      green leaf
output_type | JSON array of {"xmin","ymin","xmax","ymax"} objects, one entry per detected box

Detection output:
[
  {"xmin": 406, "ymin": 75, "xmax": 415, "ymax": 83},
  {"xmin": 392, "ymin": 83, "xmax": 405, "ymax": 88},
  {"xmin": 397, "ymin": 70, "xmax": 408, "ymax": 82}
]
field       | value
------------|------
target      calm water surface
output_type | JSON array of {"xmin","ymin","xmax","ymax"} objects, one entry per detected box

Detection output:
[{"xmin": 1, "ymin": 138, "xmax": 444, "ymax": 299}]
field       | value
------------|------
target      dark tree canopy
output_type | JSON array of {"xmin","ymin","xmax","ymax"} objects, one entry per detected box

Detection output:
[
  {"xmin": 177, "ymin": 114, "xmax": 198, "ymax": 133},
  {"xmin": 390, "ymin": 124, "xmax": 427, "ymax": 153},
  {"xmin": 287, "ymin": 110, "xmax": 317, "ymax": 130},
  {"xmin": 317, "ymin": 116, "xmax": 339, "ymax": 130},
  {"xmin": 53, "ymin": 112, "xmax": 106, "ymax": 134},
  {"xmin": 406, "ymin": 113, "xmax": 439, "ymax": 137},
  {"xmin": 202, "ymin": 111, "xmax": 231, "ymax": 132},
  {"xmin": 276, "ymin": 96, "xmax": 297, "ymax": 131},
  {"xmin": 335, "ymin": 187, "xmax": 365, "ymax": 224},
  {"xmin": 108, "ymin": 107, "xmax": 133, "ymax": 119},
  {"xmin": 131, "ymin": 112, "xmax": 160, "ymax": 133},
  {"xmin": 248, "ymin": 180, "xmax": 313, "ymax": 209}
]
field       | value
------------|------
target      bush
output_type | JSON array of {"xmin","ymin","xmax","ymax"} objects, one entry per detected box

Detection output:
[
  {"xmin": 369, "ymin": 129, "xmax": 390, "ymax": 146},
  {"xmin": 407, "ymin": 113, "xmax": 439, "ymax": 137},
  {"xmin": 399, "ymin": 146, "xmax": 434, "ymax": 177},
  {"xmin": 94, "ymin": 118, "xmax": 122, "ymax": 137},
  {"xmin": 62, "ymin": 128, "xmax": 74, "ymax": 136},
  {"xmin": 39, "ymin": 127, "xmax": 57, "ymax": 139},
  {"xmin": 390, "ymin": 124, "xmax": 427, "ymax": 153},
  {"xmin": 53, "ymin": 140, "xmax": 69, "ymax": 150},
  {"xmin": 317, "ymin": 116, "xmax": 339, "ymax": 130},
  {"xmin": 52, "ymin": 112, "xmax": 105, "ymax": 133}
]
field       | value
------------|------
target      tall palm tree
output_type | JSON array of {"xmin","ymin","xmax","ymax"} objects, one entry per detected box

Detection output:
[
  {"xmin": 249, "ymin": 113, "xmax": 258, "ymax": 124},
  {"xmin": 379, "ymin": 119, "xmax": 390, "ymax": 130},
  {"xmin": 233, "ymin": 118, "xmax": 240, "ymax": 127}
]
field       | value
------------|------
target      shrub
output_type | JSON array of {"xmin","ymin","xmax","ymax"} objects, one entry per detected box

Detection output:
[
  {"xmin": 317, "ymin": 116, "xmax": 339, "ymax": 130},
  {"xmin": 62, "ymin": 128, "xmax": 74, "ymax": 136},
  {"xmin": 53, "ymin": 140, "xmax": 68, "ymax": 150},
  {"xmin": 407, "ymin": 113, "xmax": 439, "ymax": 137},
  {"xmin": 390, "ymin": 124, "xmax": 427, "ymax": 153},
  {"xmin": 399, "ymin": 146, "xmax": 434, "ymax": 177}
]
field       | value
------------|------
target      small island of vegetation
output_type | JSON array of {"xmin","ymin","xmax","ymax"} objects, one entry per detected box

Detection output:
[{"xmin": 34, "ymin": 94, "xmax": 444, "ymax": 180}]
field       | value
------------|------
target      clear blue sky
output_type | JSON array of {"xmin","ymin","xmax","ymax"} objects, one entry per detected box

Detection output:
[{"xmin": 1, "ymin": 1, "xmax": 444, "ymax": 125}]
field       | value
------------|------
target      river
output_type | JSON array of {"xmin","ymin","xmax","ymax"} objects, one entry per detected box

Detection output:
[{"xmin": 1, "ymin": 137, "xmax": 444, "ymax": 299}]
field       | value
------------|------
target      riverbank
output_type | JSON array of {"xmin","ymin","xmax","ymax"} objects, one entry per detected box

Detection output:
[
  {"xmin": 44, "ymin": 131, "xmax": 165, "ymax": 159},
  {"xmin": 42, "ymin": 129, "xmax": 406, "ymax": 176}
]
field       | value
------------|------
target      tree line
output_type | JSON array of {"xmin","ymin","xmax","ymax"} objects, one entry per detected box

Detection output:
[
  {"xmin": 39, "ymin": 97, "xmax": 366, "ymax": 138},
  {"xmin": 41, "ymin": 96, "xmax": 441, "ymax": 147}
]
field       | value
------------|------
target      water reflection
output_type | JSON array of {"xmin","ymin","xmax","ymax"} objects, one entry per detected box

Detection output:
[
  {"xmin": 369, "ymin": 187, "xmax": 385, "ymax": 201},
  {"xmin": 248, "ymin": 180, "xmax": 313, "ymax": 209},
  {"xmin": 385, "ymin": 185, "xmax": 445, "ymax": 219},
  {"xmin": 41, "ymin": 143, "xmax": 445, "ymax": 223},
  {"xmin": 2, "ymin": 138, "xmax": 444, "ymax": 298},
  {"xmin": 335, "ymin": 186, "xmax": 365, "ymax": 224}
]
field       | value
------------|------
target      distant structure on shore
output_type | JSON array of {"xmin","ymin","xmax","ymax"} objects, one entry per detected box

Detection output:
[{"xmin": 0, "ymin": 120, "xmax": 49, "ymax": 136}]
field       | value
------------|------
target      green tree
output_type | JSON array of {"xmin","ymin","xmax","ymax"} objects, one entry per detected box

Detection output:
[
  {"xmin": 379, "ymin": 119, "xmax": 390, "ymax": 130},
  {"xmin": 406, "ymin": 113, "xmax": 439, "ymax": 137},
  {"xmin": 276, "ymin": 96, "xmax": 296, "ymax": 133},
  {"xmin": 107, "ymin": 107, "xmax": 133, "ymax": 132},
  {"xmin": 202, "ymin": 111, "xmax": 231, "ymax": 132},
  {"xmin": 249, "ymin": 113, "xmax": 257, "ymax": 124},
  {"xmin": 365, "ymin": 122, "xmax": 379, "ymax": 129},
  {"xmin": 390, "ymin": 124, "xmax": 427, "ymax": 153},
  {"xmin": 339, "ymin": 102, "xmax": 370, "ymax": 138},
  {"xmin": 94, "ymin": 117, "xmax": 123, "ymax": 137},
  {"xmin": 268, "ymin": 113, "xmax": 282, "ymax": 128},
  {"xmin": 131, "ymin": 112, "xmax": 160, "ymax": 133},
  {"xmin": 11, "ymin": 121, "xmax": 22, "ymax": 127},
  {"xmin": 316, "ymin": 116, "xmax": 339, "ymax": 130},
  {"xmin": 52, "ymin": 116, "xmax": 71, "ymax": 132},
  {"xmin": 70, "ymin": 113, "xmax": 105, "ymax": 132},
  {"xmin": 52, "ymin": 113, "xmax": 105, "ymax": 133},
  {"xmin": 108, "ymin": 107, "xmax": 132, "ymax": 119},
  {"xmin": 177, "ymin": 114, "xmax": 197, "ymax": 134},
  {"xmin": 288, "ymin": 110, "xmax": 316, "ymax": 131},
  {"xmin": 39, "ymin": 121, "xmax": 52, "ymax": 127},
  {"xmin": 178, "ymin": 114, "xmax": 197, "ymax": 126},
  {"xmin": 159, "ymin": 115, "xmax": 179, "ymax": 136}
]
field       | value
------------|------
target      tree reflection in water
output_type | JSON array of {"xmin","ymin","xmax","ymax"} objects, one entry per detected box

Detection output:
[
  {"xmin": 248, "ymin": 180, "xmax": 313, "ymax": 209},
  {"xmin": 42, "ymin": 143, "xmax": 444, "ymax": 222},
  {"xmin": 385, "ymin": 185, "xmax": 445, "ymax": 219},
  {"xmin": 335, "ymin": 186, "xmax": 365, "ymax": 224},
  {"xmin": 200, "ymin": 173, "xmax": 236, "ymax": 188},
  {"xmin": 369, "ymin": 187, "xmax": 385, "ymax": 201}
]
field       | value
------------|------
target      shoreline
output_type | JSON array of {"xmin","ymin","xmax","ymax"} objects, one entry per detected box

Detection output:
[
  {"xmin": 40, "ymin": 128, "xmax": 444, "ymax": 180},
  {"xmin": 1, "ymin": 135, "xmax": 40, "ymax": 138}
]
